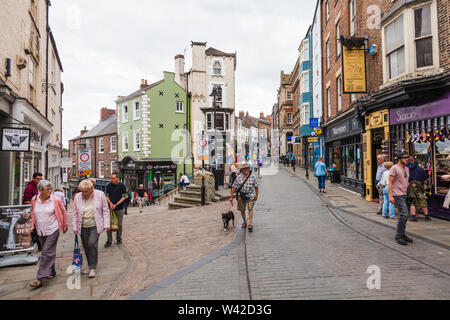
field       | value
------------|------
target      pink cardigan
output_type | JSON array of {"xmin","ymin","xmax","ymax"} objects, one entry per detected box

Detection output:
[
  {"xmin": 72, "ymin": 190, "xmax": 110, "ymax": 234},
  {"xmin": 31, "ymin": 196, "xmax": 68, "ymax": 233}
]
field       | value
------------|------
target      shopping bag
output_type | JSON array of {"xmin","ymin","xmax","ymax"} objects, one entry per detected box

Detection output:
[
  {"xmin": 72, "ymin": 235, "xmax": 83, "ymax": 269},
  {"xmin": 110, "ymin": 210, "xmax": 119, "ymax": 231}
]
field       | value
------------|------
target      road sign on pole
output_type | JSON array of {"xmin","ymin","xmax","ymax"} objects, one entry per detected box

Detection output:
[{"xmin": 78, "ymin": 148, "xmax": 92, "ymax": 176}]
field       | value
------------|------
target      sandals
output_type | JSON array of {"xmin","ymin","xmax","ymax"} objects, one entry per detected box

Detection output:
[
  {"xmin": 29, "ymin": 279, "xmax": 43, "ymax": 289},
  {"xmin": 248, "ymin": 225, "xmax": 254, "ymax": 232},
  {"xmin": 241, "ymin": 223, "xmax": 247, "ymax": 229}
]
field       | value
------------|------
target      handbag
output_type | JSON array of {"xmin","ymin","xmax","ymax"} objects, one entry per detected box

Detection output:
[
  {"xmin": 235, "ymin": 173, "xmax": 252, "ymax": 202},
  {"xmin": 72, "ymin": 235, "xmax": 83, "ymax": 269},
  {"xmin": 110, "ymin": 210, "xmax": 119, "ymax": 231}
]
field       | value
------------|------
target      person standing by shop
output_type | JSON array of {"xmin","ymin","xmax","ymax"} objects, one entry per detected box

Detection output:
[
  {"xmin": 230, "ymin": 164, "xmax": 259, "ymax": 232},
  {"xmin": 406, "ymin": 156, "xmax": 430, "ymax": 222},
  {"xmin": 137, "ymin": 184, "xmax": 148, "ymax": 213},
  {"xmin": 314, "ymin": 157, "xmax": 328, "ymax": 193},
  {"xmin": 105, "ymin": 172, "xmax": 127, "ymax": 247},
  {"xmin": 72, "ymin": 179, "xmax": 110, "ymax": 278},
  {"xmin": 29, "ymin": 180, "xmax": 68, "ymax": 289},
  {"xmin": 375, "ymin": 155, "xmax": 387, "ymax": 216},
  {"xmin": 389, "ymin": 152, "xmax": 413, "ymax": 246},
  {"xmin": 377, "ymin": 162, "xmax": 396, "ymax": 219}
]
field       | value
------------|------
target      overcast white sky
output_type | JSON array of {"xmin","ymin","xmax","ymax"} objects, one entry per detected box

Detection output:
[{"xmin": 50, "ymin": 0, "xmax": 316, "ymax": 148}]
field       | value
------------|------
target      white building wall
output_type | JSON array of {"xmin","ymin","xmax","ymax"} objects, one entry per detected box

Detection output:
[{"xmin": 312, "ymin": 1, "xmax": 322, "ymax": 125}]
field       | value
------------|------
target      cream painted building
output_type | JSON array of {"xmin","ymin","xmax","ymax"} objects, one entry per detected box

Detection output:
[
  {"xmin": 0, "ymin": 0, "xmax": 63, "ymax": 205},
  {"xmin": 174, "ymin": 42, "xmax": 236, "ymax": 170}
]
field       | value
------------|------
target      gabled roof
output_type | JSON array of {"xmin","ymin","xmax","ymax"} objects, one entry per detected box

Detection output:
[
  {"xmin": 116, "ymin": 80, "xmax": 164, "ymax": 104},
  {"xmin": 81, "ymin": 114, "xmax": 117, "ymax": 138}
]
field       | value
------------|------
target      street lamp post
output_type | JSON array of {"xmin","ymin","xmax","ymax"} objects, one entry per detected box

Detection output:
[{"xmin": 201, "ymin": 130, "xmax": 206, "ymax": 206}]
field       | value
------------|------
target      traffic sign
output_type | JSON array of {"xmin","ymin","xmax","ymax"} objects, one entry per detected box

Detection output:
[
  {"xmin": 311, "ymin": 131, "xmax": 316, "ymax": 137},
  {"xmin": 78, "ymin": 148, "xmax": 92, "ymax": 176},
  {"xmin": 309, "ymin": 118, "xmax": 319, "ymax": 128},
  {"xmin": 315, "ymin": 128, "xmax": 323, "ymax": 136}
]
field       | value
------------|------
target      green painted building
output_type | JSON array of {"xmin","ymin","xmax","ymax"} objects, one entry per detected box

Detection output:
[{"xmin": 117, "ymin": 72, "xmax": 192, "ymax": 196}]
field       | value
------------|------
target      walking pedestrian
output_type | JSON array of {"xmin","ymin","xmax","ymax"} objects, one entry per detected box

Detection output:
[
  {"xmin": 105, "ymin": 172, "xmax": 127, "ymax": 247},
  {"xmin": 29, "ymin": 180, "xmax": 68, "ymax": 289},
  {"xmin": 290, "ymin": 152, "xmax": 296, "ymax": 172},
  {"xmin": 389, "ymin": 151, "xmax": 413, "ymax": 246},
  {"xmin": 124, "ymin": 188, "xmax": 130, "ymax": 216},
  {"xmin": 72, "ymin": 179, "xmax": 110, "ymax": 278},
  {"xmin": 314, "ymin": 157, "xmax": 328, "ymax": 193},
  {"xmin": 22, "ymin": 172, "xmax": 44, "ymax": 251},
  {"xmin": 53, "ymin": 188, "xmax": 66, "ymax": 209},
  {"xmin": 377, "ymin": 161, "xmax": 396, "ymax": 219},
  {"xmin": 375, "ymin": 155, "xmax": 387, "ymax": 215},
  {"xmin": 137, "ymin": 184, "xmax": 148, "ymax": 213},
  {"xmin": 406, "ymin": 156, "xmax": 429, "ymax": 222},
  {"xmin": 230, "ymin": 164, "xmax": 259, "ymax": 232}
]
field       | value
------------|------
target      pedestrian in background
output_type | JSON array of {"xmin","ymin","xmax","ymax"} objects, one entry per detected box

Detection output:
[
  {"xmin": 178, "ymin": 173, "xmax": 190, "ymax": 190},
  {"xmin": 124, "ymin": 188, "xmax": 130, "ymax": 215},
  {"xmin": 229, "ymin": 162, "xmax": 239, "ymax": 187},
  {"xmin": 290, "ymin": 152, "xmax": 296, "ymax": 172},
  {"xmin": 23, "ymin": 172, "xmax": 44, "ymax": 251},
  {"xmin": 230, "ymin": 164, "xmax": 259, "ymax": 233},
  {"xmin": 72, "ymin": 179, "xmax": 110, "ymax": 278},
  {"xmin": 29, "ymin": 180, "xmax": 68, "ymax": 289},
  {"xmin": 389, "ymin": 151, "xmax": 413, "ymax": 246},
  {"xmin": 377, "ymin": 161, "xmax": 396, "ymax": 219},
  {"xmin": 53, "ymin": 188, "xmax": 66, "ymax": 209},
  {"xmin": 375, "ymin": 155, "xmax": 387, "ymax": 215},
  {"xmin": 105, "ymin": 172, "xmax": 127, "ymax": 247},
  {"xmin": 314, "ymin": 157, "xmax": 328, "ymax": 193},
  {"xmin": 137, "ymin": 184, "xmax": 148, "ymax": 213},
  {"xmin": 406, "ymin": 156, "xmax": 429, "ymax": 222}
]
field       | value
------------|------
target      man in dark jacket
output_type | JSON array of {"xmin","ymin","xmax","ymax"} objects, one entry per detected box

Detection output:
[
  {"xmin": 22, "ymin": 172, "xmax": 43, "ymax": 204},
  {"xmin": 407, "ymin": 156, "xmax": 427, "ymax": 184}
]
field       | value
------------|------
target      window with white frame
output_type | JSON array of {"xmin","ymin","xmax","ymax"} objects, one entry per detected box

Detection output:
[
  {"xmin": 327, "ymin": 87, "xmax": 331, "ymax": 117},
  {"xmin": 99, "ymin": 161, "xmax": 105, "ymax": 178},
  {"xmin": 111, "ymin": 161, "xmax": 118, "ymax": 173},
  {"xmin": 99, "ymin": 138, "xmax": 104, "ymax": 153},
  {"xmin": 134, "ymin": 101, "xmax": 140, "ymax": 120},
  {"xmin": 350, "ymin": 0, "xmax": 356, "ymax": 36},
  {"xmin": 213, "ymin": 61, "xmax": 222, "ymax": 75},
  {"xmin": 72, "ymin": 142, "xmax": 76, "ymax": 155},
  {"xmin": 337, "ymin": 76, "xmax": 342, "ymax": 111},
  {"xmin": 29, "ymin": 58, "xmax": 34, "ymax": 87},
  {"xmin": 414, "ymin": 4, "xmax": 433, "ymax": 68},
  {"xmin": 287, "ymin": 91, "xmax": 292, "ymax": 100},
  {"xmin": 303, "ymin": 40, "xmax": 310, "ymax": 61},
  {"xmin": 123, "ymin": 105, "xmax": 129, "ymax": 122},
  {"xmin": 385, "ymin": 14, "xmax": 405, "ymax": 79},
  {"xmin": 300, "ymin": 103, "xmax": 310, "ymax": 126},
  {"xmin": 134, "ymin": 131, "xmax": 140, "ymax": 151},
  {"xmin": 176, "ymin": 101, "xmax": 184, "ymax": 113},
  {"xmin": 301, "ymin": 71, "xmax": 310, "ymax": 93},
  {"xmin": 123, "ymin": 132, "xmax": 129, "ymax": 151},
  {"xmin": 23, "ymin": 162, "xmax": 30, "ymax": 182},
  {"xmin": 110, "ymin": 136, "xmax": 117, "ymax": 153},
  {"xmin": 326, "ymin": 40, "xmax": 330, "ymax": 70},
  {"xmin": 326, "ymin": 1, "xmax": 330, "ymax": 21},
  {"xmin": 336, "ymin": 21, "xmax": 341, "ymax": 57},
  {"xmin": 287, "ymin": 112, "xmax": 293, "ymax": 124}
]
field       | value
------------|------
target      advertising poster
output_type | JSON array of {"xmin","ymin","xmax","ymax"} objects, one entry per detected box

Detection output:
[
  {"xmin": 342, "ymin": 44, "xmax": 367, "ymax": 93},
  {"xmin": 0, "ymin": 205, "xmax": 33, "ymax": 254}
]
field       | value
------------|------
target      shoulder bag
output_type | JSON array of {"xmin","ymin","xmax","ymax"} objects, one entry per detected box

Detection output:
[{"xmin": 235, "ymin": 173, "xmax": 252, "ymax": 202}]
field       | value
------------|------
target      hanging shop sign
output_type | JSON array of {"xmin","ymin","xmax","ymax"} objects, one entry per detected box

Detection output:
[
  {"xmin": 308, "ymin": 137, "xmax": 319, "ymax": 143},
  {"xmin": 1, "ymin": 128, "xmax": 31, "ymax": 152},
  {"xmin": 341, "ymin": 37, "xmax": 367, "ymax": 93},
  {"xmin": 389, "ymin": 93, "xmax": 450, "ymax": 125},
  {"xmin": 0, "ymin": 205, "xmax": 33, "ymax": 254},
  {"xmin": 77, "ymin": 148, "xmax": 92, "ymax": 176}
]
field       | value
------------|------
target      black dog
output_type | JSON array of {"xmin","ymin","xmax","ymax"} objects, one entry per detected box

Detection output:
[{"xmin": 222, "ymin": 211, "xmax": 235, "ymax": 231}]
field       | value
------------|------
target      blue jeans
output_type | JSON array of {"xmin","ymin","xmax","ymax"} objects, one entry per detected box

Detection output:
[
  {"xmin": 178, "ymin": 182, "xmax": 190, "ymax": 188},
  {"xmin": 317, "ymin": 176, "xmax": 326, "ymax": 190},
  {"xmin": 382, "ymin": 186, "xmax": 395, "ymax": 219},
  {"xmin": 394, "ymin": 195, "xmax": 410, "ymax": 238}
]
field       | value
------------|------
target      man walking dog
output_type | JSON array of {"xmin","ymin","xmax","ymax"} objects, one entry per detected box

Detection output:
[{"xmin": 230, "ymin": 164, "xmax": 259, "ymax": 232}]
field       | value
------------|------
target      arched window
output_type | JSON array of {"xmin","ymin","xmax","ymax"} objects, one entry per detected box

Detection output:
[{"xmin": 213, "ymin": 61, "xmax": 222, "ymax": 75}]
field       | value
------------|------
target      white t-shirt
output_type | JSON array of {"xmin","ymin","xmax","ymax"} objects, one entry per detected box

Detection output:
[
  {"xmin": 180, "ymin": 175, "xmax": 190, "ymax": 184},
  {"xmin": 379, "ymin": 170, "xmax": 391, "ymax": 188}
]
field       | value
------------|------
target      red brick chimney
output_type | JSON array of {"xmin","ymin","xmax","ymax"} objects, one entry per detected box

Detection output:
[
  {"xmin": 140, "ymin": 79, "xmax": 148, "ymax": 90},
  {"xmin": 80, "ymin": 126, "xmax": 88, "ymax": 136},
  {"xmin": 100, "ymin": 107, "xmax": 116, "ymax": 122},
  {"xmin": 260, "ymin": 112, "xmax": 265, "ymax": 119}
]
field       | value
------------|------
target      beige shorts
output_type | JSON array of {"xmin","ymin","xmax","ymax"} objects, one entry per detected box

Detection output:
[{"xmin": 238, "ymin": 199, "xmax": 256, "ymax": 213}]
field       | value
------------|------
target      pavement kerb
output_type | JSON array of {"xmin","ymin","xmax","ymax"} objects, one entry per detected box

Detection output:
[
  {"xmin": 283, "ymin": 167, "xmax": 450, "ymax": 251},
  {"xmin": 128, "ymin": 223, "xmax": 245, "ymax": 300}
]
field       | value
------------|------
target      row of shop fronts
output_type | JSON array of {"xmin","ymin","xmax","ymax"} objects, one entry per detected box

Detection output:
[{"xmin": 318, "ymin": 79, "xmax": 450, "ymax": 220}]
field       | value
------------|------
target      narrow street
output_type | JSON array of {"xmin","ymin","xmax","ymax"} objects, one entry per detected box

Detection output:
[{"xmin": 141, "ymin": 167, "xmax": 450, "ymax": 300}]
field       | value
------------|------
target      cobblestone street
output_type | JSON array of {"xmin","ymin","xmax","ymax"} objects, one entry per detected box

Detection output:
[{"xmin": 143, "ymin": 166, "xmax": 450, "ymax": 300}]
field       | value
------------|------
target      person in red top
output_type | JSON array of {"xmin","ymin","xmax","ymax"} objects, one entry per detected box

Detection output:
[{"xmin": 22, "ymin": 172, "xmax": 43, "ymax": 205}]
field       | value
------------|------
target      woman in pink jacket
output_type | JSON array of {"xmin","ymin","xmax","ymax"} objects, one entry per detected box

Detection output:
[
  {"xmin": 72, "ymin": 179, "xmax": 110, "ymax": 278},
  {"xmin": 29, "ymin": 180, "xmax": 68, "ymax": 289}
]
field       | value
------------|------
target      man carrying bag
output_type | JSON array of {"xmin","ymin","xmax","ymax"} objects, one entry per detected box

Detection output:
[{"xmin": 230, "ymin": 164, "xmax": 259, "ymax": 232}]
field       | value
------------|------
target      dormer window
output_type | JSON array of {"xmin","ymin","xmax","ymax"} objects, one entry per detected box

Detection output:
[{"xmin": 213, "ymin": 61, "xmax": 222, "ymax": 75}]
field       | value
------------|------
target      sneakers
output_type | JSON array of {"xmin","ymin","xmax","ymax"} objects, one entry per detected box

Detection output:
[
  {"xmin": 88, "ymin": 269, "xmax": 96, "ymax": 278},
  {"xmin": 104, "ymin": 241, "xmax": 112, "ymax": 248},
  {"xmin": 395, "ymin": 237, "xmax": 408, "ymax": 246},
  {"xmin": 425, "ymin": 215, "xmax": 432, "ymax": 221}
]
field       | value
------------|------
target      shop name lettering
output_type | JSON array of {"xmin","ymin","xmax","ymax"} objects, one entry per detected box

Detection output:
[
  {"xmin": 332, "ymin": 126, "xmax": 347, "ymax": 135},
  {"xmin": 396, "ymin": 110, "xmax": 417, "ymax": 122}
]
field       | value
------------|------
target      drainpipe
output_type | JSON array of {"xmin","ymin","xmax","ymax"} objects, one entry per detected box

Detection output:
[{"xmin": 45, "ymin": 0, "xmax": 50, "ymax": 179}]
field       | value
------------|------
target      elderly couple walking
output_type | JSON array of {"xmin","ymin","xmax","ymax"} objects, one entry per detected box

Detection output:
[{"xmin": 28, "ymin": 175, "xmax": 121, "ymax": 289}]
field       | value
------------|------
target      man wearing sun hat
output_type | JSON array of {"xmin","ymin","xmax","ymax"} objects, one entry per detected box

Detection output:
[
  {"xmin": 230, "ymin": 163, "xmax": 259, "ymax": 232},
  {"xmin": 389, "ymin": 151, "xmax": 412, "ymax": 246}
]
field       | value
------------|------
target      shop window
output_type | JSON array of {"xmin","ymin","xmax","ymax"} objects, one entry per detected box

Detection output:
[
  {"xmin": 413, "ymin": 140, "xmax": 431, "ymax": 192},
  {"xmin": 346, "ymin": 145, "xmax": 357, "ymax": 179},
  {"xmin": 435, "ymin": 138, "xmax": 450, "ymax": 195}
]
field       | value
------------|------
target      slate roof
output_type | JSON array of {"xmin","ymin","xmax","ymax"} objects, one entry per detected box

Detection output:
[
  {"xmin": 81, "ymin": 114, "xmax": 117, "ymax": 138},
  {"xmin": 205, "ymin": 47, "xmax": 236, "ymax": 58},
  {"xmin": 116, "ymin": 80, "xmax": 164, "ymax": 104}
]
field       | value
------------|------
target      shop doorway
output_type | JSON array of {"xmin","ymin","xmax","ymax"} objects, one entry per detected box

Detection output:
[{"xmin": 371, "ymin": 128, "xmax": 385, "ymax": 200}]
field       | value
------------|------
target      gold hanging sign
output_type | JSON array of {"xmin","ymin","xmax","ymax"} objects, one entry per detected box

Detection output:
[{"xmin": 342, "ymin": 37, "xmax": 367, "ymax": 94}]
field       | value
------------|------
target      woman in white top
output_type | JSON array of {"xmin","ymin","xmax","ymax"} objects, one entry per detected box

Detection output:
[{"xmin": 377, "ymin": 161, "xmax": 396, "ymax": 219}]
